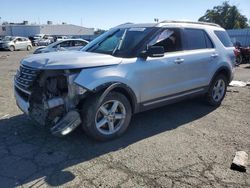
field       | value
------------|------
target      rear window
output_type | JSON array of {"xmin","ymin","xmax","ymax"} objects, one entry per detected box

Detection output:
[
  {"xmin": 185, "ymin": 29, "xmax": 214, "ymax": 50},
  {"xmin": 214, "ymin": 30, "xmax": 233, "ymax": 47}
]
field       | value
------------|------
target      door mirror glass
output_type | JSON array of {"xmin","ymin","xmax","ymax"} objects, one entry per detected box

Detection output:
[{"xmin": 146, "ymin": 46, "xmax": 165, "ymax": 58}]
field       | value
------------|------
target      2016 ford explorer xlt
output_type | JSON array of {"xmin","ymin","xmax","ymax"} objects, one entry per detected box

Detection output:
[{"xmin": 14, "ymin": 21, "xmax": 235, "ymax": 141}]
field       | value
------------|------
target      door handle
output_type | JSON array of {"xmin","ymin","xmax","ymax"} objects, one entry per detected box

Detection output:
[
  {"xmin": 174, "ymin": 58, "xmax": 184, "ymax": 64},
  {"xmin": 211, "ymin": 53, "xmax": 219, "ymax": 58}
]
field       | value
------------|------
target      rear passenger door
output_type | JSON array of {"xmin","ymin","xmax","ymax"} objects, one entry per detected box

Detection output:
[{"xmin": 181, "ymin": 28, "xmax": 217, "ymax": 89}]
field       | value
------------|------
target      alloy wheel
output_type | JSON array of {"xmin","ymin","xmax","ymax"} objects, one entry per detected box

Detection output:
[
  {"xmin": 212, "ymin": 79, "xmax": 226, "ymax": 102},
  {"xmin": 95, "ymin": 100, "xmax": 126, "ymax": 135}
]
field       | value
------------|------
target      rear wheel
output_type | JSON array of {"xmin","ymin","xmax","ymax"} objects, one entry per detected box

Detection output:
[
  {"xmin": 81, "ymin": 92, "xmax": 132, "ymax": 141},
  {"xmin": 205, "ymin": 74, "xmax": 228, "ymax": 106},
  {"xmin": 9, "ymin": 45, "xmax": 15, "ymax": 52}
]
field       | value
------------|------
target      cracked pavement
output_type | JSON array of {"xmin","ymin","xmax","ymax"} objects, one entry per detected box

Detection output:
[{"xmin": 0, "ymin": 50, "xmax": 249, "ymax": 187}]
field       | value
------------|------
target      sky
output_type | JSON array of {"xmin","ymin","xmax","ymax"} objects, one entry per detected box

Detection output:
[{"xmin": 0, "ymin": 0, "xmax": 249, "ymax": 30}]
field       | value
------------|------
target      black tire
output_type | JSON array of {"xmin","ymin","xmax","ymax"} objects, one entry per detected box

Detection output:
[
  {"xmin": 9, "ymin": 45, "xmax": 15, "ymax": 52},
  {"xmin": 81, "ymin": 92, "xmax": 132, "ymax": 141},
  {"xmin": 205, "ymin": 74, "xmax": 228, "ymax": 106},
  {"xmin": 236, "ymin": 55, "xmax": 242, "ymax": 65},
  {"xmin": 27, "ymin": 45, "xmax": 32, "ymax": 51}
]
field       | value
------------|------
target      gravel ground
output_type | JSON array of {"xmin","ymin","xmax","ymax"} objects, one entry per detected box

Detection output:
[{"xmin": 0, "ymin": 50, "xmax": 249, "ymax": 188}]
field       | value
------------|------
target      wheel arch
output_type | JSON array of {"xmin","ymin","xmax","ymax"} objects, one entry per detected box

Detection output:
[
  {"xmin": 93, "ymin": 82, "xmax": 139, "ymax": 114},
  {"xmin": 211, "ymin": 66, "xmax": 232, "ymax": 85}
]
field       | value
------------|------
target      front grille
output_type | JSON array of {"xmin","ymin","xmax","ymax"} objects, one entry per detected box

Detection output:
[{"xmin": 15, "ymin": 64, "xmax": 39, "ymax": 93}]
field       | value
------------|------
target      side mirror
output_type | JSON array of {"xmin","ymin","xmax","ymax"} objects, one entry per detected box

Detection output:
[
  {"xmin": 147, "ymin": 46, "xmax": 165, "ymax": 58},
  {"xmin": 139, "ymin": 46, "xmax": 165, "ymax": 59}
]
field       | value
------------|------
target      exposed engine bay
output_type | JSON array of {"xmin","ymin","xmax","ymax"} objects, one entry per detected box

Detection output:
[{"xmin": 28, "ymin": 70, "xmax": 86, "ymax": 136}]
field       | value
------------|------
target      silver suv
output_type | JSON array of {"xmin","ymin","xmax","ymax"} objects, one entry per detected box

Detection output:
[{"xmin": 14, "ymin": 21, "xmax": 235, "ymax": 140}]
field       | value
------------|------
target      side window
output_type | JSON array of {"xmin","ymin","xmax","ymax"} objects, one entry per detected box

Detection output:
[
  {"xmin": 59, "ymin": 41, "xmax": 71, "ymax": 47},
  {"xmin": 214, "ymin": 30, "xmax": 233, "ymax": 47},
  {"xmin": 151, "ymin": 28, "xmax": 182, "ymax": 52},
  {"xmin": 73, "ymin": 40, "xmax": 88, "ymax": 47},
  {"xmin": 16, "ymin": 38, "xmax": 22, "ymax": 42},
  {"xmin": 204, "ymin": 33, "xmax": 214, "ymax": 48},
  {"xmin": 185, "ymin": 29, "xmax": 209, "ymax": 50}
]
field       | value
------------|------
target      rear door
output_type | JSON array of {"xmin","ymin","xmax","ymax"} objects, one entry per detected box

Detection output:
[{"xmin": 181, "ymin": 28, "xmax": 217, "ymax": 89}]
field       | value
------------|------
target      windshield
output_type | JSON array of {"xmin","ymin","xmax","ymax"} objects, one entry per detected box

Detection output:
[{"xmin": 82, "ymin": 27, "xmax": 154, "ymax": 57}]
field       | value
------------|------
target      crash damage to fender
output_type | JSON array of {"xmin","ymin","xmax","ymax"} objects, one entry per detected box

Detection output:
[{"xmin": 14, "ymin": 51, "xmax": 138, "ymax": 136}]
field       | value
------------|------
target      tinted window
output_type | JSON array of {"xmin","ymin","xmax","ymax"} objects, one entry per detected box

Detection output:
[
  {"xmin": 185, "ymin": 29, "xmax": 210, "ymax": 50},
  {"xmin": 59, "ymin": 41, "xmax": 71, "ymax": 47},
  {"xmin": 204, "ymin": 33, "xmax": 214, "ymax": 48},
  {"xmin": 73, "ymin": 40, "xmax": 87, "ymax": 47},
  {"xmin": 151, "ymin": 28, "xmax": 182, "ymax": 52},
  {"xmin": 214, "ymin": 30, "xmax": 233, "ymax": 47}
]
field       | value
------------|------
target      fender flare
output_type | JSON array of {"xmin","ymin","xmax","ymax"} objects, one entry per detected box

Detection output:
[
  {"xmin": 95, "ymin": 82, "xmax": 139, "ymax": 114},
  {"xmin": 210, "ymin": 66, "xmax": 232, "ymax": 85}
]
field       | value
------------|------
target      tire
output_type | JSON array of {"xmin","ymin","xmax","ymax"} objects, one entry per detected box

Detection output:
[
  {"xmin": 9, "ymin": 45, "xmax": 15, "ymax": 52},
  {"xmin": 27, "ymin": 45, "xmax": 32, "ymax": 51},
  {"xmin": 236, "ymin": 55, "xmax": 242, "ymax": 65},
  {"xmin": 205, "ymin": 74, "xmax": 228, "ymax": 106},
  {"xmin": 81, "ymin": 92, "xmax": 132, "ymax": 141}
]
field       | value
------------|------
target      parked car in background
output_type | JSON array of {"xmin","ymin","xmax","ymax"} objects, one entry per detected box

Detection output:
[
  {"xmin": 33, "ymin": 39, "xmax": 88, "ymax": 54},
  {"xmin": 32, "ymin": 34, "xmax": 54, "ymax": 46},
  {"xmin": 56, "ymin": 36, "xmax": 68, "ymax": 41},
  {"xmin": 14, "ymin": 21, "xmax": 235, "ymax": 140},
  {"xmin": 0, "ymin": 36, "xmax": 32, "ymax": 51}
]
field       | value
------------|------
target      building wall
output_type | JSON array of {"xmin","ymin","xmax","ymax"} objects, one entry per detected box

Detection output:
[
  {"xmin": 0, "ymin": 24, "xmax": 94, "ymax": 37},
  {"xmin": 227, "ymin": 28, "xmax": 250, "ymax": 47},
  {"xmin": 40, "ymin": 24, "xmax": 94, "ymax": 36}
]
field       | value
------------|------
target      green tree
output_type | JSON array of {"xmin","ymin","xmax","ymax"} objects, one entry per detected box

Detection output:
[{"xmin": 198, "ymin": 1, "xmax": 249, "ymax": 29}]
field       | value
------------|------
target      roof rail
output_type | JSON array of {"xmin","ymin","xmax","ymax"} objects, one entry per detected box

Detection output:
[{"xmin": 159, "ymin": 20, "xmax": 221, "ymax": 27}]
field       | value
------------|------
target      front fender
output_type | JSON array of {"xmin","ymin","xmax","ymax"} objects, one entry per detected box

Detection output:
[{"xmin": 74, "ymin": 65, "xmax": 140, "ymax": 102}]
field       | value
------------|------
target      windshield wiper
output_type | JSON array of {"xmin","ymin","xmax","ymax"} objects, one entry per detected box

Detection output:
[{"xmin": 112, "ymin": 29, "xmax": 127, "ymax": 55}]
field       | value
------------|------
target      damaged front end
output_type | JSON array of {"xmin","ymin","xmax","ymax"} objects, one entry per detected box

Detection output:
[{"xmin": 14, "ymin": 64, "xmax": 88, "ymax": 136}]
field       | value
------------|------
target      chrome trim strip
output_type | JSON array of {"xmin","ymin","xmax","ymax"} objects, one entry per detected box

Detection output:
[
  {"xmin": 143, "ymin": 88, "xmax": 205, "ymax": 107},
  {"xmin": 20, "ymin": 64, "xmax": 37, "ymax": 71},
  {"xmin": 15, "ymin": 78, "xmax": 29, "ymax": 88},
  {"xmin": 21, "ymin": 72, "xmax": 35, "ymax": 76},
  {"xmin": 14, "ymin": 82, "xmax": 31, "ymax": 95},
  {"xmin": 14, "ymin": 89, "xmax": 29, "ymax": 114},
  {"xmin": 18, "ymin": 76, "xmax": 33, "ymax": 82}
]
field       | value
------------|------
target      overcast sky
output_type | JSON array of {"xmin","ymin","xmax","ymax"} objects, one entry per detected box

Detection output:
[{"xmin": 0, "ymin": 0, "xmax": 249, "ymax": 29}]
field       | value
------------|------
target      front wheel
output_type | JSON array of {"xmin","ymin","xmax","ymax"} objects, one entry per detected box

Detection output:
[
  {"xmin": 81, "ymin": 92, "xmax": 132, "ymax": 141},
  {"xmin": 27, "ymin": 45, "xmax": 32, "ymax": 51},
  {"xmin": 205, "ymin": 74, "xmax": 228, "ymax": 106},
  {"xmin": 9, "ymin": 45, "xmax": 15, "ymax": 52}
]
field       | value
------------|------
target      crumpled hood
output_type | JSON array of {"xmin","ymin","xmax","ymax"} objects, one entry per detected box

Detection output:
[{"xmin": 21, "ymin": 51, "xmax": 122, "ymax": 69}]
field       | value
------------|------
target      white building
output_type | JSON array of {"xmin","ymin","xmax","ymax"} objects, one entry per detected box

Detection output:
[{"xmin": 0, "ymin": 22, "xmax": 94, "ymax": 37}]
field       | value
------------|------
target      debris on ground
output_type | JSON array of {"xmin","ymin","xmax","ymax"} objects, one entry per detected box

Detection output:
[
  {"xmin": 231, "ymin": 151, "xmax": 248, "ymax": 172},
  {"xmin": 229, "ymin": 80, "xmax": 247, "ymax": 87}
]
